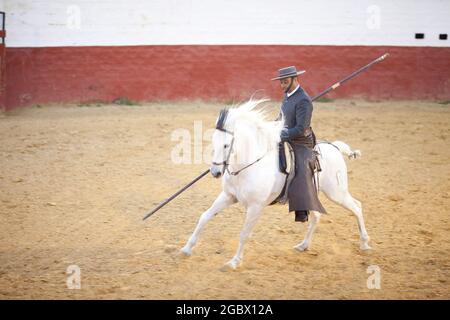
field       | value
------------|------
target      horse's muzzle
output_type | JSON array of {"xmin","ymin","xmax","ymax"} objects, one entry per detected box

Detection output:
[{"xmin": 210, "ymin": 166, "xmax": 222, "ymax": 178}]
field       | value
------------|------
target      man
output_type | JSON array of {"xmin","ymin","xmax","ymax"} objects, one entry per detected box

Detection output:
[{"xmin": 272, "ymin": 66, "xmax": 326, "ymax": 222}]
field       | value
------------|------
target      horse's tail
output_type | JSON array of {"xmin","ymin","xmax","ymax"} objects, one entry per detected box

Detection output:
[{"xmin": 331, "ymin": 140, "xmax": 362, "ymax": 160}]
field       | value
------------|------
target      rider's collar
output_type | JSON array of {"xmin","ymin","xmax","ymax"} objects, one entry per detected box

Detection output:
[{"xmin": 287, "ymin": 85, "xmax": 300, "ymax": 98}]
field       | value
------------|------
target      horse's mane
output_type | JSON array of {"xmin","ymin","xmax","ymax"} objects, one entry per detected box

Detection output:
[
  {"xmin": 218, "ymin": 100, "xmax": 283, "ymax": 163},
  {"xmin": 222, "ymin": 99, "xmax": 281, "ymax": 132}
]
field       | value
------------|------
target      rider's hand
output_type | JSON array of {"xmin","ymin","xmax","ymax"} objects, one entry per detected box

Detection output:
[{"xmin": 280, "ymin": 128, "xmax": 289, "ymax": 142}]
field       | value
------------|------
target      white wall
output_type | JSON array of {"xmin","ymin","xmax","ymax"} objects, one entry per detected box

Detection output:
[{"xmin": 1, "ymin": 0, "xmax": 449, "ymax": 47}]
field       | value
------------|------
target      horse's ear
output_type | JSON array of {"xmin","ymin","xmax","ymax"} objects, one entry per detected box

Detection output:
[{"xmin": 216, "ymin": 108, "xmax": 229, "ymax": 130}]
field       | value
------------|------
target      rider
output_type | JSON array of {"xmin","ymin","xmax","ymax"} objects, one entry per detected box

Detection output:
[{"xmin": 272, "ymin": 66, "xmax": 326, "ymax": 222}]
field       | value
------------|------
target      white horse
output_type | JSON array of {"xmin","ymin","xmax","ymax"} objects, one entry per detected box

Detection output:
[{"xmin": 180, "ymin": 100, "xmax": 370, "ymax": 270}]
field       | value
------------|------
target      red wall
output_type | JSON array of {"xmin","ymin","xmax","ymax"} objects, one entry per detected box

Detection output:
[{"xmin": 4, "ymin": 45, "xmax": 450, "ymax": 109}]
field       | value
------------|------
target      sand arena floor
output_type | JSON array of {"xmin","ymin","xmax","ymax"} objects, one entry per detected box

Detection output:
[{"xmin": 0, "ymin": 100, "xmax": 449, "ymax": 299}]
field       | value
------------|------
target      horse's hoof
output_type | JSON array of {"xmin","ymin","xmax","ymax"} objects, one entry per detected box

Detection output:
[
  {"xmin": 219, "ymin": 264, "xmax": 233, "ymax": 272},
  {"xmin": 179, "ymin": 247, "xmax": 192, "ymax": 257},
  {"xmin": 220, "ymin": 261, "xmax": 238, "ymax": 272},
  {"xmin": 294, "ymin": 243, "xmax": 309, "ymax": 252},
  {"xmin": 360, "ymin": 243, "xmax": 372, "ymax": 251}
]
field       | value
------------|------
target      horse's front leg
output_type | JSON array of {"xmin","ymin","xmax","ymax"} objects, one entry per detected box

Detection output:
[
  {"xmin": 222, "ymin": 204, "xmax": 262, "ymax": 271},
  {"xmin": 180, "ymin": 191, "xmax": 236, "ymax": 256},
  {"xmin": 294, "ymin": 211, "xmax": 321, "ymax": 251}
]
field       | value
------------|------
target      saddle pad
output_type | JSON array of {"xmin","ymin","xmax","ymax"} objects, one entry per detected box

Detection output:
[{"xmin": 270, "ymin": 142, "xmax": 295, "ymax": 205}]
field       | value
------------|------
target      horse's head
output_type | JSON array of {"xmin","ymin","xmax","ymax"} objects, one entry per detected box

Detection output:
[
  {"xmin": 210, "ymin": 100, "xmax": 278, "ymax": 178},
  {"xmin": 210, "ymin": 108, "xmax": 234, "ymax": 178}
]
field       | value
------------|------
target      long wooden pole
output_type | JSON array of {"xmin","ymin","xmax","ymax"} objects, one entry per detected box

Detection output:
[
  {"xmin": 143, "ymin": 169, "xmax": 210, "ymax": 220},
  {"xmin": 311, "ymin": 53, "xmax": 389, "ymax": 101}
]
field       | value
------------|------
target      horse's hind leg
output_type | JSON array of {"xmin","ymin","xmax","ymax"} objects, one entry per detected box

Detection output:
[
  {"xmin": 328, "ymin": 191, "xmax": 371, "ymax": 250},
  {"xmin": 294, "ymin": 211, "xmax": 321, "ymax": 252},
  {"xmin": 222, "ymin": 204, "xmax": 262, "ymax": 271},
  {"xmin": 180, "ymin": 192, "xmax": 236, "ymax": 256}
]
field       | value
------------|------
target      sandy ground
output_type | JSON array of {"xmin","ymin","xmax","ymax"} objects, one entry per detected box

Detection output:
[{"xmin": 0, "ymin": 100, "xmax": 449, "ymax": 299}]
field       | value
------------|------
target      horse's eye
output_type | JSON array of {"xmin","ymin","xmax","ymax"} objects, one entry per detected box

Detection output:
[{"xmin": 224, "ymin": 144, "xmax": 229, "ymax": 149}]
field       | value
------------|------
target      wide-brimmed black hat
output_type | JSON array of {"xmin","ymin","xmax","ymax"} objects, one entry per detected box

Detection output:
[{"xmin": 271, "ymin": 66, "xmax": 305, "ymax": 81}]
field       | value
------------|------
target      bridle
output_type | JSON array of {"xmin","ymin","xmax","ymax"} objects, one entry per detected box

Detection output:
[
  {"xmin": 211, "ymin": 127, "xmax": 236, "ymax": 175},
  {"xmin": 212, "ymin": 110, "xmax": 270, "ymax": 176}
]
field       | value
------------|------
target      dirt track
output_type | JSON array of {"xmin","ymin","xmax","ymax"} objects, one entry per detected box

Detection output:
[{"xmin": 0, "ymin": 100, "xmax": 449, "ymax": 299}]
